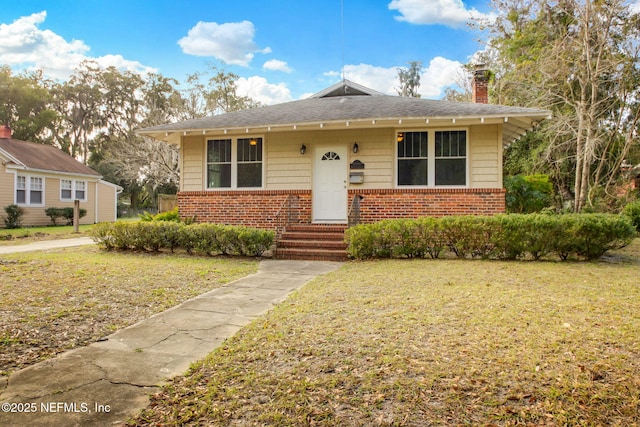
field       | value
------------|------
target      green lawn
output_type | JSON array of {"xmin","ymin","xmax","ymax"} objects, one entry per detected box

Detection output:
[
  {"xmin": 0, "ymin": 224, "xmax": 93, "ymax": 244},
  {"xmin": 129, "ymin": 240, "xmax": 640, "ymax": 426}
]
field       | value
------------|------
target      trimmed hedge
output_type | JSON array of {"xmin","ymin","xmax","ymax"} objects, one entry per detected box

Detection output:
[
  {"xmin": 345, "ymin": 214, "xmax": 636, "ymax": 261},
  {"xmin": 45, "ymin": 207, "xmax": 87, "ymax": 225},
  {"xmin": 623, "ymin": 200, "xmax": 640, "ymax": 232},
  {"xmin": 89, "ymin": 222, "xmax": 274, "ymax": 257}
]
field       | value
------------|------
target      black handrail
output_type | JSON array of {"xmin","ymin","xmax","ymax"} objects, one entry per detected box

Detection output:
[
  {"xmin": 348, "ymin": 194, "xmax": 364, "ymax": 227},
  {"xmin": 275, "ymin": 194, "xmax": 299, "ymax": 238}
]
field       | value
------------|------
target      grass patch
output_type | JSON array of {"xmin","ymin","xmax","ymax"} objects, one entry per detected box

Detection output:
[
  {"xmin": 0, "ymin": 224, "xmax": 93, "ymax": 245},
  {"xmin": 130, "ymin": 240, "xmax": 640, "ymax": 426},
  {"xmin": 0, "ymin": 246, "xmax": 257, "ymax": 377}
]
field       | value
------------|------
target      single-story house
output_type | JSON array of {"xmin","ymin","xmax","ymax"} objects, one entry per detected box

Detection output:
[
  {"xmin": 0, "ymin": 126, "xmax": 121, "ymax": 226},
  {"xmin": 137, "ymin": 73, "xmax": 551, "ymax": 259}
]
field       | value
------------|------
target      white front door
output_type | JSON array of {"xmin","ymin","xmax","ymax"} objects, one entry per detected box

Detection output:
[{"xmin": 313, "ymin": 146, "xmax": 348, "ymax": 223}]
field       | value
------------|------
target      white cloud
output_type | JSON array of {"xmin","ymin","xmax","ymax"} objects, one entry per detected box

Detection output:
[
  {"xmin": 388, "ymin": 0, "xmax": 496, "ymax": 28},
  {"xmin": 0, "ymin": 11, "xmax": 156, "ymax": 79},
  {"xmin": 325, "ymin": 58, "xmax": 463, "ymax": 99},
  {"xmin": 337, "ymin": 64, "xmax": 399, "ymax": 94},
  {"xmin": 419, "ymin": 56, "xmax": 464, "ymax": 98},
  {"xmin": 235, "ymin": 76, "xmax": 293, "ymax": 105},
  {"xmin": 178, "ymin": 20, "xmax": 270, "ymax": 66},
  {"xmin": 263, "ymin": 59, "xmax": 292, "ymax": 73}
]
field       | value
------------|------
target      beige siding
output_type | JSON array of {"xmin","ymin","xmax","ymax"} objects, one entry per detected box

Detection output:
[
  {"xmin": 178, "ymin": 125, "xmax": 502, "ymax": 191},
  {"xmin": 266, "ymin": 132, "xmax": 312, "ymax": 189},
  {"xmin": 0, "ymin": 158, "xmax": 14, "ymax": 208},
  {"xmin": 181, "ymin": 136, "xmax": 205, "ymax": 191},
  {"xmin": 1, "ymin": 172, "xmax": 109, "ymax": 227},
  {"xmin": 469, "ymin": 124, "xmax": 501, "ymax": 188},
  {"xmin": 96, "ymin": 181, "xmax": 118, "ymax": 222}
]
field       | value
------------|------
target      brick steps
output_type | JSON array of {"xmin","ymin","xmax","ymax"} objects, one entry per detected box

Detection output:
[{"xmin": 275, "ymin": 224, "xmax": 347, "ymax": 261}]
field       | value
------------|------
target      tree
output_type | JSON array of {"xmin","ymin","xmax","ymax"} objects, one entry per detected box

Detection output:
[
  {"xmin": 396, "ymin": 61, "xmax": 422, "ymax": 98},
  {"xmin": 52, "ymin": 61, "xmax": 105, "ymax": 161},
  {"xmin": 482, "ymin": 0, "xmax": 640, "ymax": 211},
  {"xmin": 0, "ymin": 66, "xmax": 57, "ymax": 143},
  {"xmin": 179, "ymin": 66, "xmax": 260, "ymax": 119}
]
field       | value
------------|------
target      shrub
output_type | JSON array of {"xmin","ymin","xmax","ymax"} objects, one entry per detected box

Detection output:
[
  {"xmin": 345, "ymin": 214, "xmax": 635, "ymax": 261},
  {"xmin": 505, "ymin": 175, "xmax": 554, "ymax": 213},
  {"xmin": 623, "ymin": 200, "xmax": 640, "ymax": 232},
  {"xmin": 3, "ymin": 204, "xmax": 25, "ymax": 229},
  {"xmin": 140, "ymin": 207, "xmax": 181, "ymax": 222},
  {"xmin": 45, "ymin": 207, "xmax": 87, "ymax": 225},
  {"xmin": 89, "ymin": 221, "xmax": 274, "ymax": 257}
]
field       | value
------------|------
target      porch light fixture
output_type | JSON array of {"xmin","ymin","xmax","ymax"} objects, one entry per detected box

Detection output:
[
  {"xmin": 249, "ymin": 138, "xmax": 258, "ymax": 146},
  {"xmin": 352, "ymin": 142, "xmax": 359, "ymax": 153},
  {"xmin": 300, "ymin": 144, "xmax": 307, "ymax": 155},
  {"xmin": 397, "ymin": 132, "xmax": 404, "ymax": 143}
]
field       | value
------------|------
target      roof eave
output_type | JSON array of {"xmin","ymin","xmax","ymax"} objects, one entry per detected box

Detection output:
[
  {"xmin": 137, "ymin": 111, "xmax": 551, "ymax": 146},
  {"xmin": 5, "ymin": 164, "xmax": 102, "ymax": 179}
]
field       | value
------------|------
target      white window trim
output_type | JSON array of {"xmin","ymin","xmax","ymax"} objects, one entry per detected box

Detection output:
[
  {"xmin": 60, "ymin": 179, "xmax": 88, "ymax": 202},
  {"xmin": 205, "ymin": 136, "xmax": 265, "ymax": 190},
  {"xmin": 15, "ymin": 174, "xmax": 46, "ymax": 207},
  {"xmin": 395, "ymin": 128, "xmax": 469, "ymax": 188}
]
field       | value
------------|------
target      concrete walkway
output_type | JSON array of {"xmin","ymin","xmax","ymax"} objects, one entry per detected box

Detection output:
[
  {"xmin": 0, "ymin": 237, "xmax": 95, "ymax": 254},
  {"xmin": 0, "ymin": 259, "xmax": 342, "ymax": 427}
]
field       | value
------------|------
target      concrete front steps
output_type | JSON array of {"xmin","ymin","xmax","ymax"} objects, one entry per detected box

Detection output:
[{"xmin": 275, "ymin": 224, "xmax": 348, "ymax": 261}]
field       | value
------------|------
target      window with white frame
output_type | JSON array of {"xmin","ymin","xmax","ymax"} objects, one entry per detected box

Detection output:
[
  {"xmin": 60, "ymin": 179, "xmax": 87, "ymax": 201},
  {"xmin": 16, "ymin": 176, "xmax": 26, "ymax": 204},
  {"xmin": 397, "ymin": 131, "xmax": 428, "ymax": 186},
  {"xmin": 61, "ymin": 179, "xmax": 73, "ymax": 199},
  {"xmin": 75, "ymin": 180, "xmax": 86, "ymax": 200},
  {"xmin": 16, "ymin": 175, "xmax": 44, "ymax": 205},
  {"xmin": 207, "ymin": 137, "xmax": 263, "ymax": 189},
  {"xmin": 435, "ymin": 130, "xmax": 467, "ymax": 186},
  {"xmin": 397, "ymin": 130, "xmax": 467, "ymax": 187}
]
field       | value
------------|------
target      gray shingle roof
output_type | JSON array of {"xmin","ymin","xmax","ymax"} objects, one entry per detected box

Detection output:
[
  {"xmin": 137, "ymin": 81, "xmax": 551, "ymax": 145},
  {"xmin": 0, "ymin": 138, "xmax": 101, "ymax": 177}
]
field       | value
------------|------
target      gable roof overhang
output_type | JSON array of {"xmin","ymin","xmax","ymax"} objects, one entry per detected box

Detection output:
[
  {"xmin": 0, "ymin": 138, "xmax": 102, "ymax": 178},
  {"xmin": 137, "ymin": 84, "xmax": 551, "ymax": 146}
]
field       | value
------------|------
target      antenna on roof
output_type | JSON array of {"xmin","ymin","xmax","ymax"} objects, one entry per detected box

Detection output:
[{"xmin": 341, "ymin": 0, "xmax": 345, "ymax": 82}]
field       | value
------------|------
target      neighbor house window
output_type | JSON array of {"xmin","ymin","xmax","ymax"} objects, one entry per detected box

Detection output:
[
  {"xmin": 397, "ymin": 131, "xmax": 428, "ymax": 186},
  {"xmin": 207, "ymin": 137, "xmax": 263, "ymax": 189},
  {"xmin": 16, "ymin": 176, "xmax": 26, "ymax": 204},
  {"xmin": 435, "ymin": 131, "xmax": 466, "ymax": 186},
  {"xmin": 61, "ymin": 179, "xmax": 87, "ymax": 201},
  {"xmin": 16, "ymin": 175, "xmax": 44, "ymax": 205},
  {"xmin": 397, "ymin": 130, "xmax": 467, "ymax": 187},
  {"xmin": 61, "ymin": 179, "xmax": 73, "ymax": 199},
  {"xmin": 29, "ymin": 177, "xmax": 43, "ymax": 204},
  {"xmin": 75, "ymin": 181, "xmax": 86, "ymax": 200}
]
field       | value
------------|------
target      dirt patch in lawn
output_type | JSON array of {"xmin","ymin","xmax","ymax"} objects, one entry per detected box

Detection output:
[
  {"xmin": 0, "ymin": 246, "xmax": 258, "ymax": 379},
  {"xmin": 129, "ymin": 240, "xmax": 640, "ymax": 426}
]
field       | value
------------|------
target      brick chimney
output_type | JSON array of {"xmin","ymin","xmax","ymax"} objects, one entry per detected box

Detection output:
[
  {"xmin": 0, "ymin": 125, "xmax": 11, "ymax": 139},
  {"xmin": 471, "ymin": 65, "xmax": 489, "ymax": 104}
]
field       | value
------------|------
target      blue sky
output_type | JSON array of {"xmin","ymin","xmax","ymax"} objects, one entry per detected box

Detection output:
[{"xmin": 0, "ymin": 0, "xmax": 496, "ymax": 103}]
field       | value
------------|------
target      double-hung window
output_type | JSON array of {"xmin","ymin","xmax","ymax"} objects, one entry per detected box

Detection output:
[
  {"xmin": 16, "ymin": 175, "xmax": 44, "ymax": 205},
  {"xmin": 207, "ymin": 137, "xmax": 263, "ymax": 189},
  {"xmin": 397, "ymin": 132, "xmax": 428, "ymax": 186},
  {"xmin": 435, "ymin": 131, "xmax": 466, "ymax": 186},
  {"xmin": 397, "ymin": 130, "xmax": 467, "ymax": 187},
  {"xmin": 61, "ymin": 179, "xmax": 87, "ymax": 201}
]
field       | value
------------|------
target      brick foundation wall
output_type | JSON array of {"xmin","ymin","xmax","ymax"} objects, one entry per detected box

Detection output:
[
  {"xmin": 178, "ymin": 188, "xmax": 505, "ymax": 229},
  {"xmin": 178, "ymin": 190, "xmax": 311, "ymax": 229},
  {"xmin": 348, "ymin": 188, "xmax": 505, "ymax": 223}
]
